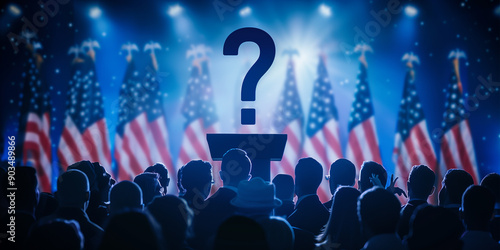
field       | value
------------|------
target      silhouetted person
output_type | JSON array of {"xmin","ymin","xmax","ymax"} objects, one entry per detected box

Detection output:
[
  {"xmin": 178, "ymin": 160, "xmax": 213, "ymax": 211},
  {"xmin": 323, "ymin": 159, "xmax": 356, "ymax": 210},
  {"xmin": 177, "ymin": 166, "xmax": 186, "ymax": 196},
  {"xmin": 68, "ymin": 161, "xmax": 113, "ymax": 226},
  {"xmin": 27, "ymin": 219, "xmax": 84, "ymax": 250},
  {"xmin": 231, "ymin": 177, "xmax": 282, "ymax": 218},
  {"xmin": 258, "ymin": 216, "xmax": 295, "ymax": 250},
  {"xmin": 147, "ymin": 195, "xmax": 194, "ymax": 250},
  {"xmin": 45, "ymin": 169, "xmax": 103, "ymax": 250},
  {"xmin": 109, "ymin": 180, "xmax": 143, "ymax": 215},
  {"xmin": 213, "ymin": 215, "xmax": 269, "ymax": 250},
  {"xmin": 481, "ymin": 173, "xmax": 500, "ymax": 242},
  {"xmin": 0, "ymin": 166, "xmax": 39, "ymax": 249},
  {"xmin": 358, "ymin": 161, "xmax": 387, "ymax": 193},
  {"xmin": 273, "ymin": 174, "xmax": 295, "ymax": 218},
  {"xmin": 358, "ymin": 187, "xmax": 403, "ymax": 250},
  {"xmin": 134, "ymin": 172, "xmax": 162, "ymax": 205},
  {"xmin": 460, "ymin": 185, "xmax": 499, "ymax": 250},
  {"xmin": 317, "ymin": 186, "xmax": 364, "ymax": 250},
  {"xmin": 99, "ymin": 210, "xmax": 164, "ymax": 250},
  {"xmin": 194, "ymin": 148, "xmax": 252, "ymax": 248},
  {"xmin": 35, "ymin": 192, "xmax": 59, "ymax": 219},
  {"xmin": 398, "ymin": 165, "xmax": 435, "ymax": 239},
  {"xmin": 405, "ymin": 205, "xmax": 463, "ymax": 250},
  {"xmin": 438, "ymin": 169, "xmax": 474, "ymax": 218},
  {"xmin": 288, "ymin": 158, "xmax": 330, "ymax": 236},
  {"xmin": 145, "ymin": 162, "xmax": 170, "ymax": 195}
]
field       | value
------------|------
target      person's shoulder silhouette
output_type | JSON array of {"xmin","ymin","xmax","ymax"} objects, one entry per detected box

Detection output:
[
  {"xmin": 213, "ymin": 215, "xmax": 269, "ymax": 250},
  {"xmin": 438, "ymin": 169, "xmax": 474, "ymax": 217},
  {"xmin": 398, "ymin": 165, "xmax": 435, "ymax": 239},
  {"xmin": 192, "ymin": 149, "xmax": 252, "ymax": 249},
  {"xmin": 405, "ymin": 205, "xmax": 463, "ymax": 250},
  {"xmin": 178, "ymin": 160, "xmax": 213, "ymax": 210},
  {"xmin": 99, "ymin": 210, "xmax": 164, "ymax": 250},
  {"xmin": 288, "ymin": 157, "xmax": 329, "ymax": 236},
  {"xmin": 481, "ymin": 173, "xmax": 500, "ymax": 242},
  {"xmin": 358, "ymin": 187, "xmax": 403, "ymax": 250},
  {"xmin": 27, "ymin": 219, "xmax": 84, "ymax": 250},
  {"xmin": 147, "ymin": 195, "xmax": 194, "ymax": 250},
  {"xmin": 460, "ymin": 185, "xmax": 499, "ymax": 250},
  {"xmin": 49, "ymin": 169, "xmax": 103, "ymax": 250}
]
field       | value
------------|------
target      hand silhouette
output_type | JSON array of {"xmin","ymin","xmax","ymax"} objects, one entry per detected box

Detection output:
[{"xmin": 387, "ymin": 174, "xmax": 407, "ymax": 198}]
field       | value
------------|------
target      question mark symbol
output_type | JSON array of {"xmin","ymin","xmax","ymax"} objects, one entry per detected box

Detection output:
[{"xmin": 223, "ymin": 27, "xmax": 276, "ymax": 125}]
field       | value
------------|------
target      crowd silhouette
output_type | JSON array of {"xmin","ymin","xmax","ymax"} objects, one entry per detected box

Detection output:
[{"xmin": 1, "ymin": 148, "xmax": 499, "ymax": 250}]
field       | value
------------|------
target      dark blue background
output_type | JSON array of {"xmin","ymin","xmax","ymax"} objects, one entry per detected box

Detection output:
[{"xmin": 1, "ymin": 0, "xmax": 499, "ymax": 183}]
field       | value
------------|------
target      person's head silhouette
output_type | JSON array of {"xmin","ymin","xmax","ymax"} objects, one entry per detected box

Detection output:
[
  {"xmin": 258, "ymin": 216, "xmax": 295, "ymax": 250},
  {"xmin": 359, "ymin": 161, "xmax": 387, "ymax": 193},
  {"xmin": 92, "ymin": 162, "xmax": 114, "ymax": 203},
  {"xmin": 481, "ymin": 173, "xmax": 500, "ymax": 206},
  {"xmin": 461, "ymin": 185, "xmax": 495, "ymax": 231},
  {"xmin": 99, "ymin": 210, "xmax": 163, "ymax": 250},
  {"xmin": 406, "ymin": 205, "xmax": 463, "ymax": 250},
  {"xmin": 179, "ymin": 160, "xmax": 213, "ymax": 208},
  {"xmin": 407, "ymin": 165, "xmax": 435, "ymax": 200},
  {"xmin": 147, "ymin": 195, "xmax": 194, "ymax": 250},
  {"xmin": 27, "ymin": 219, "xmax": 84, "ymax": 250},
  {"xmin": 109, "ymin": 181, "xmax": 143, "ymax": 215},
  {"xmin": 14, "ymin": 166, "xmax": 39, "ymax": 215},
  {"xmin": 358, "ymin": 187, "xmax": 400, "ymax": 239},
  {"xmin": 273, "ymin": 174, "xmax": 294, "ymax": 202},
  {"xmin": 56, "ymin": 169, "xmax": 90, "ymax": 210},
  {"xmin": 439, "ymin": 169, "xmax": 474, "ymax": 206},
  {"xmin": 213, "ymin": 215, "xmax": 269, "ymax": 250},
  {"xmin": 220, "ymin": 148, "xmax": 252, "ymax": 188},
  {"xmin": 328, "ymin": 159, "xmax": 356, "ymax": 195},
  {"xmin": 319, "ymin": 186, "xmax": 362, "ymax": 249},
  {"xmin": 295, "ymin": 157, "xmax": 323, "ymax": 197},
  {"xmin": 134, "ymin": 172, "xmax": 162, "ymax": 205},
  {"xmin": 145, "ymin": 163, "xmax": 170, "ymax": 195}
]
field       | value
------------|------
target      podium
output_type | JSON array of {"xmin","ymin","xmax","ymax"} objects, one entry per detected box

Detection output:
[{"xmin": 207, "ymin": 134, "xmax": 287, "ymax": 181}]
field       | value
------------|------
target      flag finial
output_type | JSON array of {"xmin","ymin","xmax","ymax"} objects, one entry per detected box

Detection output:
[{"xmin": 354, "ymin": 43, "xmax": 373, "ymax": 67}]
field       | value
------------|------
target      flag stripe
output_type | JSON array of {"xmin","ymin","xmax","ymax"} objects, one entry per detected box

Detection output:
[{"xmin": 362, "ymin": 118, "xmax": 382, "ymax": 163}]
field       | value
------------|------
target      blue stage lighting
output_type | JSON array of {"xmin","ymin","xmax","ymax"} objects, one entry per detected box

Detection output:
[
  {"xmin": 168, "ymin": 4, "xmax": 183, "ymax": 17},
  {"xmin": 404, "ymin": 5, "xmax": 418, "ymax": 17},
  {"xmin": 239, "ymin": 6, "xmax": 251, "ymax": 17},
  {"xmin": 8, "ymin": 3, "xmax": 21, "ymax": 16},
  {"xmin": 319, "ymin": 4, "xmax": 332, "ymax": 17},
  {"xmin": 89, "ymin": 7, "xmax": 102, "ymax": 19}
]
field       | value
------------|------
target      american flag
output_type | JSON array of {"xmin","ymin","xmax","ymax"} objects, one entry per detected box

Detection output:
[
  {"xmin": 302, "ymin": 55, "xmax": 343, "ymax": 202},
  {"xmin": 393, "ymin": 59, "xmax": 437, "ymax": 203},
  {"xmin": 272, "ymin": 58, "xmax": 304, "ymax": 179},
  {"xmin": 114, "ymin": 52, "xmax": 174, "ymax": 189},
  {"xmin": 345, "ymin": 57, "xmax": 382, "ymax": 171},
  {"xmin": 438, "ymin": 55, "xmax": 479, "ymax": 183},
  {"xmin": 57, "ymin": 47, "xmax": 112, "ymax": 174},
  {"xmin": 178, "ymin": 56, "xmax": 219, "ymax": 188},
  {"xmin": 17, "ymin": 44, "xmax": 52, "ymax": 192}
]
